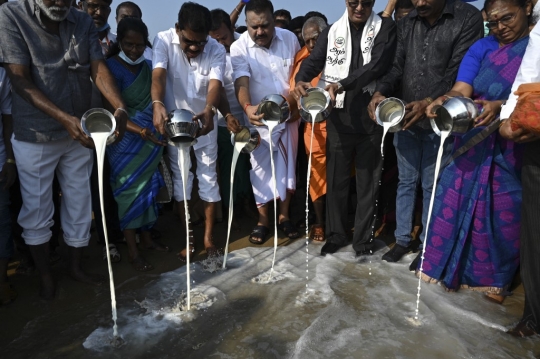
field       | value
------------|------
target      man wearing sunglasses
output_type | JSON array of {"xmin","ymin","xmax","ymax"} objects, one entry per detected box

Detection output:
[
  {"xmin": 152, "ymin": 2, "xmax": 239, "ymax": 261},
  {"xmin": 368, "ymin": 0, "xmax": 483, "ymax": 269},
  {"xmin": 293, "ymin": 0, "xmax": 397, "ymax": 257}
]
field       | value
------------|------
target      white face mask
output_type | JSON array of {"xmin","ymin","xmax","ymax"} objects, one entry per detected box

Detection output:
[{"xmin": 118, "ymin": 47, "xmax": 146, "ymax": 65}]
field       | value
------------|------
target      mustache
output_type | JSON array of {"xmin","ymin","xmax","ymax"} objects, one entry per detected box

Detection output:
[
  {"xmin": 255, "ymin": 35, "xmax": 267, "ymax": 40},
  {"xmin": 417, "ymin": 5, "xmax": 432, "ymax": 12},
  {"xmin": 50, "ymin": 6, "xmax": 69, "ymax": 12}
]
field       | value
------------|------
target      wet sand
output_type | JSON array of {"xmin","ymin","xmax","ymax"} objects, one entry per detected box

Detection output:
[{"xmin": 1, "ymin": 207, "xmax": 538, "ymax": 358}]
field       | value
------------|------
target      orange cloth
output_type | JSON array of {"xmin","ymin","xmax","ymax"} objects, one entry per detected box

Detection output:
[
  {"xmin": 289, "ymin": 46, "xmax": 327, "ymax": 201},
  {"xmin": 510, "ymin": 83, "xmax": 540, "ymax": 135}
]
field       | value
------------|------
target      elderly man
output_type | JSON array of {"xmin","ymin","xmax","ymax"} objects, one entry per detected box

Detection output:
[
  {"xmin": 290, "ymin": 16, "xmax": 328, "ymax": 242},
  {"xmin": 499, "ymin": 0, "xmax": 540, "ymax": 337},
  {"xmin": 0, "ymin": 0, "xmax": 128, "ymax": 299},
  {"xmin": 231, "ymin": 0, "xmax": 301, "ymax": 244},
  {"xmin": 294, "ymin": 0, "xmax": 397, "ymax": 257},
  {"xmin": 209, "ymin": 9, "xmax": 252, "ymax": 229},
  {"xmin": 368, "ymin": 0, "xmax": 483, "ymax": 268},
  {"xmin": 152, "ymin": 2, "xmax": 237, "ymax": 260}
]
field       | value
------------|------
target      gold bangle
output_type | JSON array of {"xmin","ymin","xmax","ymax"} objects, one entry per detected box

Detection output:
[
  {"xmin": 152, "ymin": 100, "xmax": 166, "ymax": 108},
  {"xmin": 382, "ymin": 10, "xmax": 392, "ymax": 16},
  {"xmin": 424, "ymin": 97, "xmax": 434, "ymax": 105},
  {"xmin": 140, "ymin": 128, "xmax": 148, "ymax": 140},
  {"xmin": 225, "ymin": 113, "xmax": 234, "ymax": 121},
  {"xmin": 206, "ymin": 104, "xmax": 217, "ymax": 115},
  {"xmin": 6, "ymin": 158, "xmax": 15, "ymax": 165}
]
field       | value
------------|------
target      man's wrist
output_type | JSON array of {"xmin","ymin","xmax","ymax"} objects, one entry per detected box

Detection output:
[{"xmin": 205, "ymin": 104, "xmax": 217, "ymax": 116}]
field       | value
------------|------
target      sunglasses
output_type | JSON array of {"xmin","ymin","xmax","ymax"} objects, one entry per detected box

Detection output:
[
  {"xmin": 348, "ymin": 1, "xmax": 374, "ymax": 9},
  {"xmin": 486, "ymin": 13, "xmax": 518, "ymax": 30},
  {"xmin": 180, "ymin": 32, "xmax": 208, "ymax": 48}
]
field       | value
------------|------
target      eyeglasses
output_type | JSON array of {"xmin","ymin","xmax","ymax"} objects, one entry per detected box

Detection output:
[
  {"xmin": 348, "ymin": 1, "xmax": 374, "ymax": 9},
  {"xmin": 180, "ymin": 32, "xmax": 208, "ymax": 48},
  {"xmin": 121, "ymin": 41, "xmax": 146, "ymax": 51},
  {"xmin": 85, "ymin": 2, "xmax": 111, "ymax": 13},
  {"xmin": 486, "ymin": 13, "xmax": 518, "ymax": 30}
]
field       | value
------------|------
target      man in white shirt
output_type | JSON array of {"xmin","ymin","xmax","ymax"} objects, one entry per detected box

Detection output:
[
  {"xmin": 209, "ymin": 8, "xmax": 252, "ymax": 229},
  {"xmin": 499, "ymin": 2, "xmax": 540, "ymax": 337},
  {"xmin": 152, "ymin": 2, "xmax": 237, "ymax": 260},
  {"xmin": 231, "ymin": 0, "xmax": 301, "ymax": 244}
]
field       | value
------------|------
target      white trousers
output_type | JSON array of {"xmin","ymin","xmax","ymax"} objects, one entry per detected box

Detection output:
[
  {"xmin": 12, "ymin": 136, "xmax": 93, "ymax": 247},
  {"xmin": 168, "ymin": 138, "xmax": 220, "ymax": 203}
]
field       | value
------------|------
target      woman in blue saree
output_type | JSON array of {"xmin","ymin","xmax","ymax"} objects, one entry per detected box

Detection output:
[
  {"xmin": 421, "ymin": 0, "xmax": 533, "ymax": 303},
  {"xmin": 104, "ymin": 18, "xmax": 167, "ymax": 271}
]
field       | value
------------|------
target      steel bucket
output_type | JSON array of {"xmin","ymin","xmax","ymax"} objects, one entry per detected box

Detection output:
[
  {"xmin": 430, "ymin": 97, "xmax": 478, "ymax": 136},
  {"xmin": 299, "ymin": 87, "xmax": 332, "ymax": 123},
  {"xmin": 375, "ymin": 97, "xmax": 406, "ymax": 133},
  {"xmin": 81, "ymin": 108, "xmax": 117, "ymax": 145},
  {"xmin": 257, "ymin": 94, "xmax": 290, "ymax": 125},
  {"xmin": 230, "ymin": 126, "xmax": 261, "ymax": 153},
  {"xmin": 165, "ymin": 109, "xmax": 199, "ymax": 147}
]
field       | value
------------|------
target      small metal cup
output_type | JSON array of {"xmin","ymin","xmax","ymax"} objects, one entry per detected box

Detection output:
[
  {"xmin": 299, "ymin": 87, "xmax": 332, "ymax": 123},
  {"xmin": 230, "ymin": 126, "xmax": 261, "ymax": 153},
  {"xmin": 257, "ymin": 94, "xmax": 290, "ymax": 125},
  {"xmin": 430, "ymin": 97, "xmax": 478, "ymax": 136},
  {"xmin": 81, "ymin": 108, "xmax": 117, "ymax": 145},
  {"xmin": 164, "ymin": 109, "xmax": 199, "ymax": 147},
  {"xmin": 375, "ymin": 97, "xmax": 406, "ymax": 133}
]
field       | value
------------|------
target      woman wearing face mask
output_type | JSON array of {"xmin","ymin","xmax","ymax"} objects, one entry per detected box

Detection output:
[
  {"xmin": 104, "ymin": 17, "xmax": 168, "ymax": 272},
  {"xmin": 421, "ymin": 0, "xmax": 533, "ymax": 303}
]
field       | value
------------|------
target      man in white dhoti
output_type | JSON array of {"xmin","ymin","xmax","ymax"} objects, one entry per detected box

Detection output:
[
  {"xmin": 231, "ymin": 0, "xmax": 301, "ymax": 244},
  {"xmin": 152, "ymin": 2, "xmax": 239, "ymax": 261}
]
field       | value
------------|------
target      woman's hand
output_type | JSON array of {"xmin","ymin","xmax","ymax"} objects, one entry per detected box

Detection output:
[
  {"xmin": 225, "ymin": 114, "xmax": 242, "ymax": 133},
  {"xmin": 474, "ymin": 99, "xmax": 503, "ymax": 127}
]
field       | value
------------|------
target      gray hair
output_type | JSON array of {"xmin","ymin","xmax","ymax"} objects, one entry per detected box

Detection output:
[{"xmin": 302, "ymin": 16, "xmax": 327, "ymax": 39}]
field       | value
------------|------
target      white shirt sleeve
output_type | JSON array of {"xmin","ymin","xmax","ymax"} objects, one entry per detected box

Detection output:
[
  {"xmin": 152, "ymin": 31, "xmax": 169, "ymax": 70},
  {"xmin": 209, "ymin": 44, "xmax": 226, "ymax": 84},
  {"xmin": 0, "ymin": 69, "xmax": 12, "ymax": 116},
  {"xmin": 500, "ymin": 23, "xmax": 540, "ymax": 120},
  {"xmin": 230, "ymin": 39, "xmax": 251, "ymax": 81}
]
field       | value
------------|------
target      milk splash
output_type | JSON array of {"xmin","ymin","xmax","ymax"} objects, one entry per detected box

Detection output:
[
  {"xmin": 222, "ymin": 140, "xmax": 249, "ymax": 269},
  {"xmin": 92, "ymin": 132, "xmax": 121, "ymax": 341},
  {"xmin": 413, "ymin": 130, "xmax": 451, "ymax": 321}
]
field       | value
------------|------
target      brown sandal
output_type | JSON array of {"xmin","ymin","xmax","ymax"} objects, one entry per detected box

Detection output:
[{"xmin": 309, "ymin": 224, "xmax": 325, "ymax": 242}]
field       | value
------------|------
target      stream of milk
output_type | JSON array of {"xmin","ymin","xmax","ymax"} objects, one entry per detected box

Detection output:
[
  {"xmin": 92, "ymin": 132, "xmax": 120, "ymax": 339},
  {"xmin": 263, "ymin": 120, "xmax": 279, "ymax": 280},
  {"xmin": 222, "ymin": 140, "xmax": 248, "ymax": 269},
  {"xmin": 178, "ymin": 145, "xmax": 192, "ymax": 310},
  {"xmin": 414, "ymin": 130, "xmax": 451, "ymax": 322}
]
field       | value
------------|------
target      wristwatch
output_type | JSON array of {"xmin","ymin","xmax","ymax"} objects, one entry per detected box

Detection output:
[{"xmin": 206, "ymin": 104, "xmax": 217, "ymax": 115}]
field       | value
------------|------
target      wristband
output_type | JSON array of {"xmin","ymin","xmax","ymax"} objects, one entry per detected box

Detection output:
[
  {"xmin": 140, "ymin": 128, "xmax": 148, "ymax": 140},
  {"xmin": 6, "ymin": 158, "xmax": 15, "ymax": 165},
  {"xmin": 244, "ymin": 103, "xmax": 251, "ymax": 113},
  {"xmin": 116, "ymin": 108, "xmax": 129, "ymax": 116},
  {"xmin": 152, "ymin": 100, "xmax": 166, "ymax": 108}
]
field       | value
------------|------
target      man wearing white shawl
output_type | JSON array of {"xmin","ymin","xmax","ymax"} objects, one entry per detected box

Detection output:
[{"xmin": 293, "ymin": 0, "xmax": 397, "ymax": 257}]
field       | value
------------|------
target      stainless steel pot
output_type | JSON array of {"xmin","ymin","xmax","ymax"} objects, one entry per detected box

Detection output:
[
  {"xmin": 230, "ymin": 126, "xmax": 261, "ymax": 153},
  {"xmin": 257, "ymin": 94, "xmax": 290, "ymax": 125},
  {"xmin": 375, "ymin": 97, "xmax": 406, "ymax": 133},
  {"xmin": 430, "ymin": 97, "xmax": 478, "ymax": 136},
  {"xmin": 81, "ymin": 108, "xmax": 117, "ymax": 145},
  {"xmin": 165, "ymin": 109, "xmax": 199, "ymax": 147},
  {"xmin": 299, "ymin": 87, "xmax": 332, "ymax": 123}
]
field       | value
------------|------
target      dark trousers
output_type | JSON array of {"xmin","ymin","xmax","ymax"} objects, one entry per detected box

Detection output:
[
  {"xmin": 519, "ymin": 140, "xmax": 540, "ymax": 331},
  {"xmin": 326, "ymin": 130, "xmax": 383, "ymax": 251}
]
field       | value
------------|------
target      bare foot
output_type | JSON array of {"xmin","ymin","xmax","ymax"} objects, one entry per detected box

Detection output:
[
  {"xmin": 177, "ymin": 243, "xmax": 195, "ymax": 263},
  {"xmin": 70, "ymin": 269, "xmax": 104, "ymax": 286}
]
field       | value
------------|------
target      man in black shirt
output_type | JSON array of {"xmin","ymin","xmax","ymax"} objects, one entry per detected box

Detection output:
[
  {"xmin": 293, "ymin": 1, "xmax": 396, "ymax": 257},
  {"xmin": 368, "ymin": 0, "xmax": 483, "ymax": 268}
]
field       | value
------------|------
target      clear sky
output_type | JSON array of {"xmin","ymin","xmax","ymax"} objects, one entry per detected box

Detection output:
[{"xmin": 113, "ymin": 0, "xmax": 480, "ymax": 40}]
